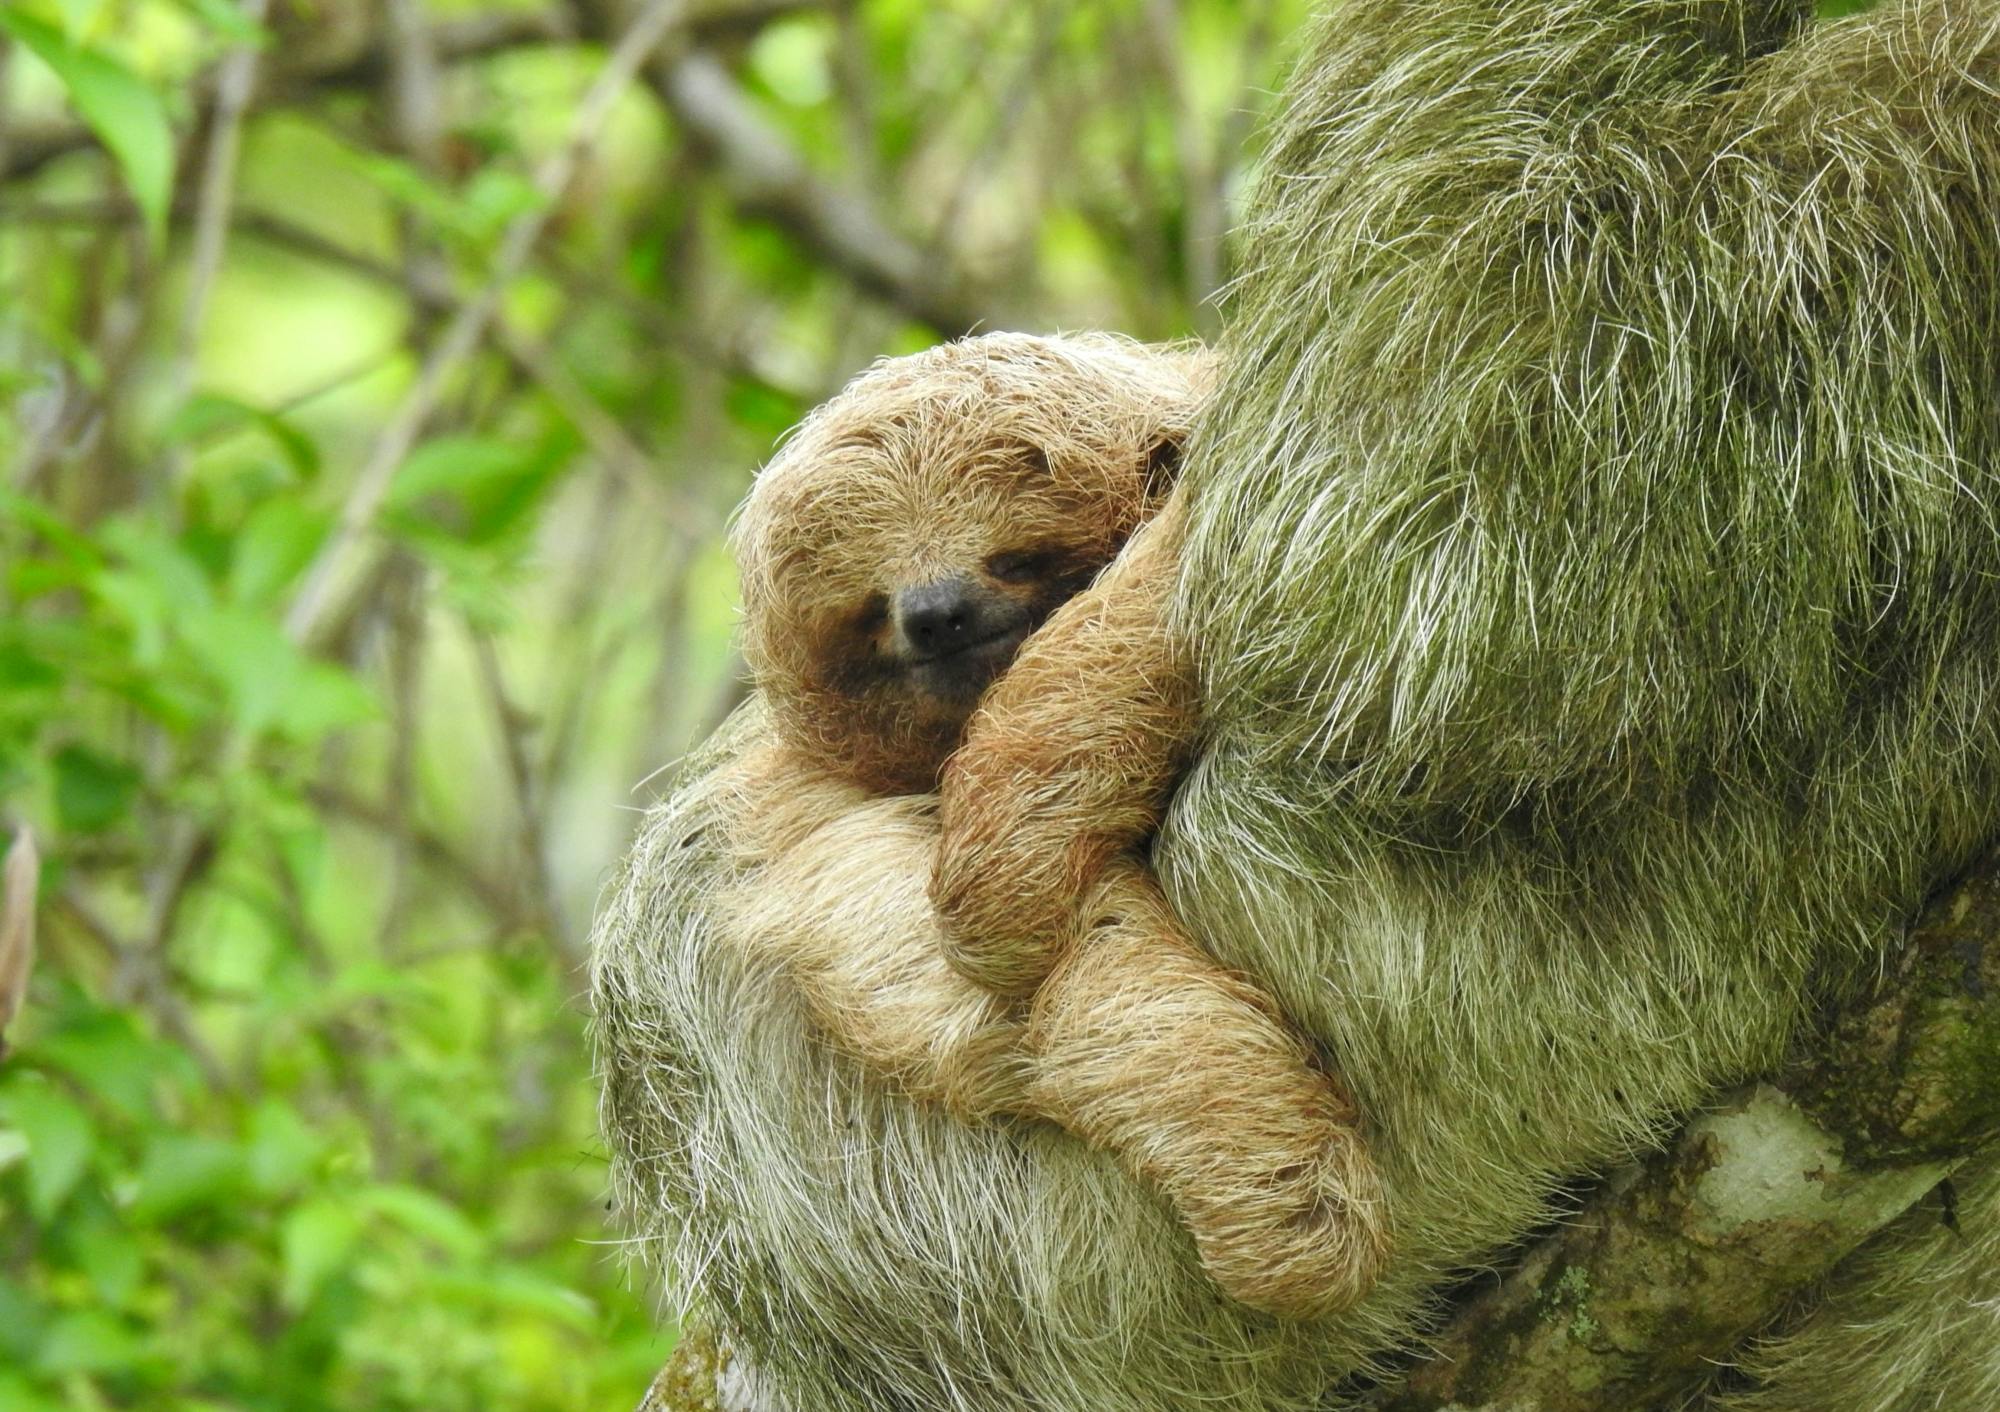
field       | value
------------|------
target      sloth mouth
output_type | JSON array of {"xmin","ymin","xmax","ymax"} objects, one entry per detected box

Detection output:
[
  {"xmin": 906, "ymin": 624, "xmax": 1027, "ymax": 666},
  {"xmin": 904, "ymin": 624, "xmax": 1032, "ymax": 697}
]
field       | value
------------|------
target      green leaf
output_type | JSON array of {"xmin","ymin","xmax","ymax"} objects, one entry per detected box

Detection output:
[
  {"xmin": 36, "ymin": 1308, "xmax": 147, "ymax": 1375},
  {"xmin": 228, "ymin": 498, "xmax": 329, "ymax": 608},
  {"xmin": 280, "ymin": 1195, "xmax": 362, "ymax": 1310},
  {"xmin": 0, "ymin": 1278, "xmax": 46, "ymax": 1360},
  {"xmin": 385, "ymin": 434, "xmax": 571, "ymax": 549},
  {"xmin": 169, "ymin": 0, "xmax": 271, "ymax": 46},
  {"xmin": 52, "ymin": 742, "xmax": 140, "ymax": 833},
  {"xmin": 0, "ymin": 1372, "xmax": 64, "ymax": 1412},
  {"xmin": 176, "ymin": 603, "xmax": 376, "ymax": 741},
  {"xmin": 68, "ymin": 1203, "xmax": 146, "ymax": 1307},
  {"xmin": 162, "ymin": 393, "xmax": 321, "ymax": 481},
  {"xmin": 130, "ymin": 1134, "xmax": 248, "ymax": 1222},
  {"xmin": 33, "ymin": 1008, "xmax": 182, "ymax": 1119},
  {"xmin": 359, "ymin": 1183, "xmax": 485, "ymax": 1260},
  {"xmin": 1, "ymin": 1080, "xmax": 95, "ymax": 1219},
  {"xmin": 246, "ymin": 1098, "xmax": 324, "ymax": 1195},
  {"xmin": 54, "ymin": 0, "xmax": 106, "ymax": 42},
  {"xmin": 272, "ymin": 660, "xmax": 376, "ymax": 742},
  {"xmin": 749, "ymin": 18, "xmax": 835, "ymax": 107},
  {"xmin": 426, "ymin": 1265, "xmax": 597, "ymax": 1328},
  {"xmin": 0, "ymin": 13, "xmax": 174, "ymax": 243}
]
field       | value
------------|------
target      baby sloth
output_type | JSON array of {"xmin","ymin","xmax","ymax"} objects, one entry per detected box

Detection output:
[{"xmin": 726, "ymin": 331, "xmax": 1386, "ymax": 1318}]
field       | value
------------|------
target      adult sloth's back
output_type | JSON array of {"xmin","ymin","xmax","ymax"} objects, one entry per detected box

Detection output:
[{"xmin": 593, "ymin": 2, "xmax": 2000, "ymax": 1407}]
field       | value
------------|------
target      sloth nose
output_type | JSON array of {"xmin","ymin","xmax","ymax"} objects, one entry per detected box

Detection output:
[{"xmin": 896, "ymin": 577, "xmax": 980, "ymax": 657}]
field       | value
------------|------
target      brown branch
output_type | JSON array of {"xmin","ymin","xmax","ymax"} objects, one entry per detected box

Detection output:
[
  {"xmin": 0, "ymin": 4, "xmax": 832, "ymax": 185},
  {"xmin": 170, "ymin": 0, "xmax": 271, "ymax": 414},
  {"xmin": 642, "ymin": 48, "xmax": 994, "ymax": 334}
]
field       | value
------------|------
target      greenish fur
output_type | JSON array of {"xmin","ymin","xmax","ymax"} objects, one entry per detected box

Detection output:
[{"xmin": 593, "ymin": 1, "xmax": 2000, "ymax": 1406}]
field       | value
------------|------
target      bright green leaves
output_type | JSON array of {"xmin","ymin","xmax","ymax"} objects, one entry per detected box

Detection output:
[
  {"xmin": 165, "ymin": 393, "xmax": 324, "ymax": 484},
  {"xmin": 175, "ymin": 601, "xmax": 377, "ymax": 741},
  {"xmin": 0, "ymin": 11, "xmax": 175, "ymax": 242},
  {"xmin": 335, "ymin": 145, "xmax": 547, "ymax": 253},
  {"xmin": 384, "ymin": 432, "xmax": 576, "ymax": 623},
  {"xmin": 0, "ymin": 1078, "xmax": 95, "ymax": 1218},
  {"xmin": 3, "ymin": 492, "xmax": 374, "ymax": 749},
  {"xmin": 387, "ymin": 434, "xmax": 572, "ymax": 551},
  {"xmin": 279, "ymin": 1194, "xmax": 363, "ymax": 1310}
]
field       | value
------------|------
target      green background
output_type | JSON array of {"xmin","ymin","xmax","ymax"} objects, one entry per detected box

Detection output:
[{"xmin": 0, "ymin": 0, "xmax": 1307, "ymax": 1405}]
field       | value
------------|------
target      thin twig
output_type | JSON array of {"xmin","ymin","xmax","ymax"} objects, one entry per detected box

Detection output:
[
  {"xmin": 282, "ymin": 0, "xmax": 692, "ymax": 650},
  {"xmin": 649, "ymin": 50, "xmax": 992, "ymax": 334},
  {"xmin": 171, "ymin": 0, "xmax": 273, "ymax": 416},
  {"xmin": 472, "ymin": 630, "xmax": 575, "ymax": 965},
  {"xmin": 308, "ymin": 784, "xmax": 520, "ymax": 921},
  {"xmin": 0, "ymin": 828, "xmax": 39, "ymax": 1060},
  {"xmin": 58, "ymin": 883, "xmax": 233, "ymax": 1092}
]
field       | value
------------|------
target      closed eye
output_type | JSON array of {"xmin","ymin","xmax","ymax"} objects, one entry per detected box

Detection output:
[
  {"xmin": 852, "ymin": 594, "xmax": 889, "ymax": 634},
  {"xmin": 985, "ymin": 549, "xmax": 1059, "ymax": 583}
]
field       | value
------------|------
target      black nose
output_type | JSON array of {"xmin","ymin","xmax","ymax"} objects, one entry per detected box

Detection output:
[{"xmin": 895, "ymin": 577, "xmax": 980, "ymax": 657}]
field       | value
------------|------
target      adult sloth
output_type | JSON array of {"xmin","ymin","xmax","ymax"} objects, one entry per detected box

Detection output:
[{"xmin": 593, "ymin": 2, "xmax": 2000, "ymax": 1407}]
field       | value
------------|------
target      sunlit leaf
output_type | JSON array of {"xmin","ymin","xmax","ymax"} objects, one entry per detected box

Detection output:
[
  {"xmin": 67, "ymin": 1202, "xmax": 146, "ymax": 1307},
  {"xmin": 749, "ymin": 19, "xmax": 835, "ymax": 106},
  {"xmin": 162, "ymin": 393, "xmax": 322, "ymax": 482},
  {"xmin": 280, "ymin": 1195, "xmax": 363, "ymax": 1310},
  {"xmin": 0, "ymin": 13, "xmax": 174, "ymax": 243},
  {"xmin": 130, "ymin": 1134, "xmax": 248, "ymax": 1222},
  {"xmin": 53, "ymin": 0, "xmax": 106, "ymax": 42},
  {"xmin": 228, "ymin": 499, "xmax": 331, "ymax": 608},
  {"xmin": 427, "ymin": 1265, "xmax": 597, "ymax": 1328},
  {"xmin": 169, "ymin": 0, "xmax": 271, "ymax": 46},
  {"xmin": 175, "ymin": 603, "xmax": 376, "ymax": 741},
  {"xmin": 360, "ymin": 1183, "xmax": 485, "ymax": 1260},
  {"xmin": 1, "ymin": 1080, "xmax": 95, "ymax": 1218},
  {"xmin": 245, "ymin": 1098, "xmax": 323, "ymax": 1196},
  {"xmin": 35, "ymin": 1308, "xmax": 147, "ymax": 1375}
]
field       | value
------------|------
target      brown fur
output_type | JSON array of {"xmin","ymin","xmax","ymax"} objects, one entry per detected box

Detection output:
[{"xmin": 721, "ymin": 332, "xmax": 1387, "ymax": 1317}]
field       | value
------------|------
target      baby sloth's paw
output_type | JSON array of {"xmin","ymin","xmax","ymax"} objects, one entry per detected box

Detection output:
[
  {"xmin": 1176, "ymin": 1099, "xmax": 1390, "ymax": 1321},
  {"xmin": 1024, "ymin": 871, "xmax": 1389, "ymax": 1319}
]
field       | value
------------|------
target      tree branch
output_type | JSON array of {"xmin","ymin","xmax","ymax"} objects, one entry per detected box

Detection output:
[
  {"xmin": 0, "ymin": 3, "xmax": 827, "ymax": 184},
  {"xmin": 1370, "ymin": 852, "xmax": 2000, "ymax": 1411},
  {"xmin": 644, "ymin": 51, "xmax": 993, "ymax": 335}
]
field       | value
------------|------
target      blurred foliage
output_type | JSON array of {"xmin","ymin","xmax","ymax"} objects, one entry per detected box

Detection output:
[{"xmin": 0, "ymin": 0, "xmax": 1304, "ymax": 1405}]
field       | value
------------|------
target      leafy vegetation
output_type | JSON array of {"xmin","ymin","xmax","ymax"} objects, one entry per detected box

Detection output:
[{"xmin": 0, "ymin": 0, "xmax": 1302, "ymax": 1405}]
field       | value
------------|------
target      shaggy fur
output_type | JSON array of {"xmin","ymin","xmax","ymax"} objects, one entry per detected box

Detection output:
[
  {"xmin": 684, "ymin": 332, "xmax": 1384, "ymax": 1318},
  {"xmin": 593, "ymin": 1, "xmax": 2000, "ymax": 1407}
]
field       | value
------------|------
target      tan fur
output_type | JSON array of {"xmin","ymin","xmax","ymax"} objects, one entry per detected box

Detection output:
[{"xmin": 720, "ymin": 332, "xmax": 1387, "ymax": 1318}]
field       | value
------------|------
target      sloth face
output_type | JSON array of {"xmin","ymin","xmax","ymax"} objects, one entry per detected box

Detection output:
[
  {"xmin": 752, "ymin": 441, "xmax": 1142, "ymax": 793},
  {"xmin": 733, "ymin": 333, "xmax": 1205, "ymax": 794}
]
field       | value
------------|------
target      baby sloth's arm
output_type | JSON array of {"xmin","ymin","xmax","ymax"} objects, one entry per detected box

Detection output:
[
  {"xmin": 932, "ymin": 494, "xmax": 1197, "ymax": 995},
  {"xmin": 721, "ymin": 743, "xmax": 1031, "ymax": 1122}
]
